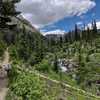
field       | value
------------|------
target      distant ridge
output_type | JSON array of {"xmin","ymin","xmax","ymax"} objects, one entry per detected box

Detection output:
[{"xmin": 10, "ymin": 15, "xmax": 40, "ymax": 33}]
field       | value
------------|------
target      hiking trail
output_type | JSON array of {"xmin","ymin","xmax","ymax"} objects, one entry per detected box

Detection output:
[{"xmin": 0, "ymin": 48, "xmax": 9, "ymax": 100}]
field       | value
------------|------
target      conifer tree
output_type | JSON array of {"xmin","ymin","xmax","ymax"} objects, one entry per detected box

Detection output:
[
  {"xmin": 54, "ymin": 54, "xmax": 59, "ymax": 73},
  {"xmin": 68, "ymin": 31, "xmax": 72, "ymax": 43},
  {"xmin": 74, "ymin": 24, "xmax": 79, "ymax": 41},
  {"xmin": 59, "ymin": 36, "xmax": 63, "ymax": 47},
  {"xmin": 92, "ymin": 20, "xmax": 97, "ymax": 37},
  {"xmin": 0, "ymin": 0, "xmax": 21, "ymax": 28},
  {"xmin": 87, "ymin": 26, "xmax": 90, "ymax": 42}
]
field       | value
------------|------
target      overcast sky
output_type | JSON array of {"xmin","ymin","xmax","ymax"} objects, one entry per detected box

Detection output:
[{"xmin": 17, "ymin": 0, "xmax": 100, "ymax": 35}]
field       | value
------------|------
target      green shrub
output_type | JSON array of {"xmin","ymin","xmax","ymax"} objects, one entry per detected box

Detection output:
[
  {"xmin": 7, "ymin": 64, "xmax": 46, "ymax": 100},
  {"xmin": 35, "ymin": 59, "xmax": 51, "ymax": 73}
]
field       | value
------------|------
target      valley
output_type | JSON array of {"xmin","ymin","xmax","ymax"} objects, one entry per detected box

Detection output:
[{"xmin": 0, "ymin": 0, "xmax": 100, "ymax": 100}]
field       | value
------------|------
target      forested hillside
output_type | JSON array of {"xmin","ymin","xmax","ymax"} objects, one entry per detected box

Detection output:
[{"xmin": 0, "ymin": 0, "xmax": 45, "ymax": 65}]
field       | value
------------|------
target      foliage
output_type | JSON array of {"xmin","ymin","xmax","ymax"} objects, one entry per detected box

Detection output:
[
  {"xmin": 7, "ymin": 63, "xmax": 46, "ymax": 100},
  {"xmin": 34, "ymin": 59, "xmax": 52, "ymax": 73},
  {"xmin": 0, "ymin": 40, "xmax": 6, "ymax": 57},
  {"xmin": 0, "ymin": 0, "xmax": 100, "ymax": 98}
]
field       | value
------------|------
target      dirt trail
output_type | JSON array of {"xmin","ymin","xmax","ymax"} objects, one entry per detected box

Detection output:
[
  {"xmin": 0, "ymin": 78, "xmax": 8, "ymax": 100},
  {"xmin": 2, "ymin": 48, "xmax": 9, "ymax": 65},
  {"xmin": 0, "ymin": 49, "xmax": 9, "ymax": 100}
]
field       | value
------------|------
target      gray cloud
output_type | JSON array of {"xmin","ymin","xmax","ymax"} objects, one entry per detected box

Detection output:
[{"xmin": 16, "ymin": 0, "xmax": 96, "ymax": 28}]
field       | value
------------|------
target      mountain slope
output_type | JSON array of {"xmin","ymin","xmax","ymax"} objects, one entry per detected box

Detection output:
[{"xmin": 11, "ymin": 15, "xmax": 39, "ymax": 33}]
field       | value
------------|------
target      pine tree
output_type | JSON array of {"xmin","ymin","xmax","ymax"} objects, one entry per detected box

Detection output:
[
  {"xmin": 64, "ymin": 33, "xmax": 68, "ymax": 43},
  {"xmin": 59, "ymin": 36, "xmax": 63, "ymax": 47},
  {"xmin": 0, "ymin": 0, "xmax": 21, "ymax": 28},
  {"xmin": 87, "ymin": 26, "xmax": 90, "ymax": 42},
  {"xmin": 74, "ymin": 24, "xmax": 79, "ymax": 41},
  {"xmin": 92, "ymin": 20, "xmax": 97, "ymax": 37},
  {"xmin": 68, "ymin": 31, "xmax": 71, "ymax": 43},
  {"xmin": 54, "ymin": 54, "xmax": 59, "ymax": 73}
]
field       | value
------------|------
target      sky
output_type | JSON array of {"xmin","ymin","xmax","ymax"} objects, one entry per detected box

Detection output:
[{"xmin": 17, "ymin": 0, "xmax": 100, "ymax": 35}]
